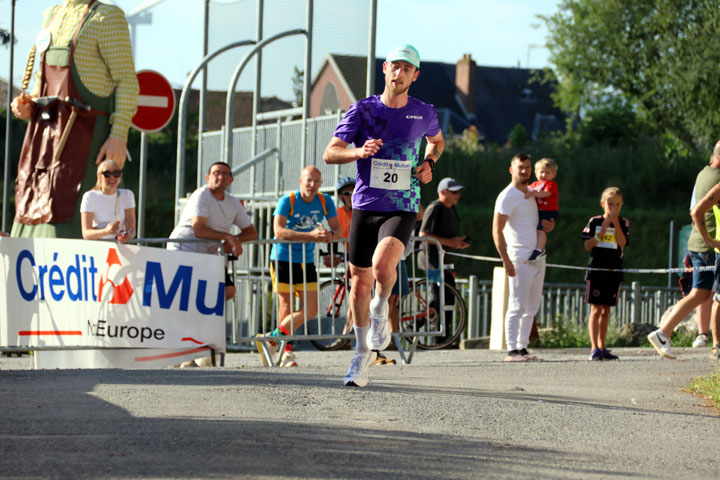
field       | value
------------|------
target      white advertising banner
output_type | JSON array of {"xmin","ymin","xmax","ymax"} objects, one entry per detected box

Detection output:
[{"xmin": 0, "ymin": 238, "xmax": 226, "ymax": 361}]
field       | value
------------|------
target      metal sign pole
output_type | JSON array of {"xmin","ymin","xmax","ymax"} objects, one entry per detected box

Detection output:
[
  {"xmin": 137, "ymin": 131, "xmax": 148, "ymax": 240},
  {"xmin": 668, "ymin": 220, "xmax": 674, "ymax": 288}
]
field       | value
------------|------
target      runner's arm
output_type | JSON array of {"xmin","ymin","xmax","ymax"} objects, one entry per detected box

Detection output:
[
  {"xmin": 416, "ymin": 131, "xmax": 445, "ymax": 183},
  {"xmin": 423, "ymin": 131, "xmax": 444, "ymax": 163},
  {"xmin": 691, "ymin": 183, "xmax": 720, "ymax": 250},
  {"xmin": 323, "ymin": 136, "xmax": 382, "ymax": 164}
]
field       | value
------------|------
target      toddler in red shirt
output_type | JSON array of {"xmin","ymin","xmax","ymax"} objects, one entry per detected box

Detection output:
[{"xmin": 525, "ymin": 158, "xmax": 559, "ymax": 261}]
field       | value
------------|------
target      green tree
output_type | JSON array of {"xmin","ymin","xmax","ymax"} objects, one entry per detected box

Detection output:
[
  {"xmin": 541, "ymin": 0, "xmax": 720, "ymax": 151},
  {"xmin": 507, "ymin": 123, "xmax": 530, "ymax": 147},
  {"xmin": 579, "ymin": 100, "xmax": 641, "ymax": 147}
]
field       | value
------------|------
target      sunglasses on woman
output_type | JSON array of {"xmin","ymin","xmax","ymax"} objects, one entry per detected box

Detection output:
[{"xmin": 102, "ymin": 170, "xmax": 122, "ymax": 178}]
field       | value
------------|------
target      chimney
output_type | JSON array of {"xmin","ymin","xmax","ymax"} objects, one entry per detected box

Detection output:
[{"xmin": 456, "ymin": 54, "xmax": 476, "ymax": 116}]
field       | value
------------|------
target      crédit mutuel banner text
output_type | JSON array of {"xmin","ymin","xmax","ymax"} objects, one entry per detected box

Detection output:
[{"xmin": 0, "ymin": 238, "xmax": 226, "ymax": 366}]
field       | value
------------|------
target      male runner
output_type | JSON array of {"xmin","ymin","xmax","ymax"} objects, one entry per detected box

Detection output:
[{"xmin": 323, "ymin": 44, "xmax": 444, "ymax": 387}]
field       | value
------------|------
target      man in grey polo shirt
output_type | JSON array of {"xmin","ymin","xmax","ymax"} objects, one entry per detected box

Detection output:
[{"xmin": 169, "ymin": 161, "xmax": 258, "ymax": 301}]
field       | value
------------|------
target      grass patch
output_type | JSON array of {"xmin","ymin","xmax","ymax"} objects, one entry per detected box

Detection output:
[
  {"xmin": 537, "ymin": 317, "xmax": 591, "ymax": 348},
  {"xmin": 538, "ymin": 316, "xmax": 699, "ymax": 348},
  {"xmin": 685, "ymin": 372, "xmax": 720, "ymax": 410},
  {"xmin": 537, "ymin": 316, "xmax": 624, "ymax": 348}
]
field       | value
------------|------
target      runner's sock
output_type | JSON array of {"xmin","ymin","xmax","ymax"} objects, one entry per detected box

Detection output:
[
  {"xmin": 370, "ymin": 294, "xmax": 389, "ymax": 317},
  {"xmin": 354, "ymin": 325, "xmax": 370, "ymax": 353}
]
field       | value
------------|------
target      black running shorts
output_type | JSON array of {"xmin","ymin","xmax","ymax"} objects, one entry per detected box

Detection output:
[
  {"xmin": 585, "ymin": 276, "xmax": 621, "ymax": 306},
  {"xmin": 349, "ymin": 210, "xmax": 417, "ymax": 268}
]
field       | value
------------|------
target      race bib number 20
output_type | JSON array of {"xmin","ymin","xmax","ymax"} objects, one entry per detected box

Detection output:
[{"xmin": 370, "ymin": 158, "xmax": 411, "ymax": 190}]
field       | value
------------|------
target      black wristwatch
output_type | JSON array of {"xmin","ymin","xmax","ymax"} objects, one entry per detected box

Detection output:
[{"xmin": 422, "ymin": 158, "xmax": 435, "ymax": 171}]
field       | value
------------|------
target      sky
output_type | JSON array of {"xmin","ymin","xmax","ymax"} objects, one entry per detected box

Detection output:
[{"xmin": 0, "ymin": 0, "xmax": 560, "ymax": 101}]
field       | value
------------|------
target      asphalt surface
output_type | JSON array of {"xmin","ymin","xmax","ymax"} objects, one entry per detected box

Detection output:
[{"xmin": 0, "ymin": 347, "xmax": 718, "ymax": 479}]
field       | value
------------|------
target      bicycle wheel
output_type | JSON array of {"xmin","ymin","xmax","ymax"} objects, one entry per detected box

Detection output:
[
  {"xmin": 311, "ymin": 279, "xmax": 353, "ymax": 351},
  {"xmin": 399, "ymin": 278, "xmax": 467, "ymax": 350}
]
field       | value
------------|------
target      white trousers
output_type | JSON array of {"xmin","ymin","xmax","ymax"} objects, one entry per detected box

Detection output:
[{"xmin": 505, "ymin": 259, "xmax": 546, "ymax": 350}]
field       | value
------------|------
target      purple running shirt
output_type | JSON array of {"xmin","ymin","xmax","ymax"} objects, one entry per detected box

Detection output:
[{"xmin": 332, "ymin": 95, "xmax": 441, "ymax": 212}]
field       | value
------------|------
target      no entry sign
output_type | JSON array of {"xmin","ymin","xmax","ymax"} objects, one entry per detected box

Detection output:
[{"xmin": 131, "ymin": 70, "xmax": 176, "ymax": 132}]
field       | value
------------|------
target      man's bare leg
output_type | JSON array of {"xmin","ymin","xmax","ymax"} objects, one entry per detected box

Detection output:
[
  {"xmin": 367, "ymin": 237, "xmax": 405, "ymax": 350},
  {"xmin": 649, "ymin": 288, "xmax": 712, "ymax": 359},
  {"xmin": 659, "ymin": 289, "xmax": 712, "ymax": 336},
  {"xmin": 711, "ymin": 300, "xmax": 720, "ymax": 354},
  {"xmin": 345, "ymin": 237, "xmax": 405, "ymax": 386},
  {"xmin": 344, "ymin": 265, "xmax": 375, "ymax": 386},
  {"xmin": 349, "ymin": 265, "xmax": 374, "ymax": 329}
]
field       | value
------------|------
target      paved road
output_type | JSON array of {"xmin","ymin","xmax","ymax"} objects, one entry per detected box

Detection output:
[{"xmin": 0, "ymin": 347, "xmax": 718, "ymax": 479}]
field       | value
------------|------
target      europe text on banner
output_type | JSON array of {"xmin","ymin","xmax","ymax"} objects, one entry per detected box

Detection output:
[{"xmin": 0, "ymin": 238, "xmax": 226, "ymax": 353}]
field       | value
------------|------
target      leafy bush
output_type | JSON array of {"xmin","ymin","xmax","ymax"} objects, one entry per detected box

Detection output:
[
  {"xmin": 537, "ymin": 315, "xmax": 591, "ymax": 348},
  {"xmin": 536, "ymin": 315, "xmax": 631, "ymax": 349}
]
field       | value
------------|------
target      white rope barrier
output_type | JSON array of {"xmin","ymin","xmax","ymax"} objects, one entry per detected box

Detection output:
[{"xmin": 445, "ymin": 251, "xmax": 714, "ymax": 274}]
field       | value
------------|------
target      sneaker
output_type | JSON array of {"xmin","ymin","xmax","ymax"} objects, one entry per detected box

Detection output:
[
  {"xmin": 518, "ymin": 348, "xmax": 541, "ymax": 361},
  {"xmin": 589, "ymin": 348, "xmax": 603, "ymax": 361},
  {"xmin": 693, "ymin": 334, "xmax": 709, "ymax": 348},
  {"xmin": 372, "ymin": 351, "xmax": 396, "ymax": 366},
  {"xmin": 344, "ymin": 351, "xmax": 373, "ymax": 387},
  {"xmin": 279, "ymin": 350, "xmax": 298, "ymax": 367},
  {"xmin": 256, "ymin": 333, "xmax": 278, "ymax": 366},
  {"xmin": 367, "ymin": 299, "xmax": 391, "ymax": 351},
  {"xmin": 601, "ymin": 348, "xmax": 619, "ymax": 360},
  {"xmin": 710, "ymin": 344, "xmax": 720, "ymax": 360},
  {"xmin": 647, "ymin": 329, "xmax": 676, "ymax": 359},
  {"xmin": 528, "ymin": 249, "xmax": 546, "ymax": 261},
  {"xmin": 504, "ymin": 349, "xmax": 528, "ymax": 362}
]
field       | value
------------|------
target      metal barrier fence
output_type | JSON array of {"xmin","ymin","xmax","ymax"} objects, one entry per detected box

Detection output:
[
  {"xmin": 121, "ymin": 236, "xmax": 684, "ymax": 356},
  {"xmin": 200, "ymin": 113, "xmax": 356, "ymax": 200},
  {"xmin": 458, "ymin": 277, "xmax": 683, "ymax": 341},
  {"xmin": 124, "ymin": 237, "xmax": 685, "ymax": 350},
  {"xmin": 226, "ymin": 236, "xmax": 455, "ymax": 364}
]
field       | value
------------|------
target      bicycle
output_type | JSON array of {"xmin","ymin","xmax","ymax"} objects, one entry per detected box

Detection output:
[{"xmin": 311, "ymin": 272, "xmax": 467, "ymax": 351}]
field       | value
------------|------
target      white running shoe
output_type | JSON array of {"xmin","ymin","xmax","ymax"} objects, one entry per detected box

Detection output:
[
  {"xmin": 279, "ymin": 350, "xmax": 298, "ymax": 367},
  {"xmin": 692, "ymin": 334, "xmax": 709, "ymax": 348},
  {"xmin": 367, "ymin": 298, "xmax": 391, "ymax": 351},
  {"xmin": 647, "ymin": 329, "xmax": 676, "ymax": 359},
  {"xmin": 344, "ymin": 351, "xmax": 373, "ymax": 387}
]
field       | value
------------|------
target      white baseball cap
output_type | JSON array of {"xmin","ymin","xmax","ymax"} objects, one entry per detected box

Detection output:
[{"xmin": 386, "ymin": 44, "xmax": 421, "ymax": 69}]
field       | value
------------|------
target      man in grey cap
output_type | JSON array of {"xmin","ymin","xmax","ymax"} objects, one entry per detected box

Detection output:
[
  {"xmin": 419, "ymin": 177, "xmax": 470, "ymax": 268},
  {"xmin": 417, "ymin": 177, "xmax": 470, "ymax": 344}
]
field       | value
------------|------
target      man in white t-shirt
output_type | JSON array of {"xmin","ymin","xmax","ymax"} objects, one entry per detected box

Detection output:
[
  {"xmin": 169, "ymin": 161, "xmax": 258, "ymax": 301},
  {"xmin": 493, "ymin": 153, "xmax": 554, "ymax": 362}
]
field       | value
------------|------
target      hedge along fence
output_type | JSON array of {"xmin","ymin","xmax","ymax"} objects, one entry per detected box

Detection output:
[{"xmin": 417, "ymin": 136, "xmax": 704, "ymax": 285}]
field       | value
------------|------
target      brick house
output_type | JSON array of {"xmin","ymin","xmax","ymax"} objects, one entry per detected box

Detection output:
[{"xmin": 309, "ymin": 54, "xmax": 564, "ymax": 144}]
